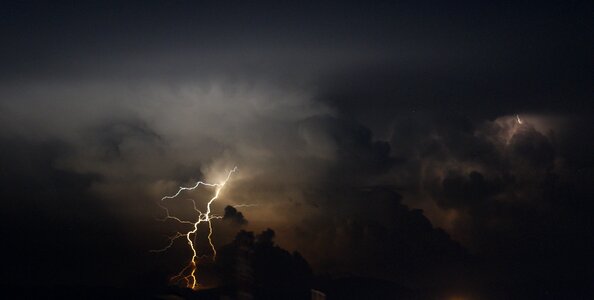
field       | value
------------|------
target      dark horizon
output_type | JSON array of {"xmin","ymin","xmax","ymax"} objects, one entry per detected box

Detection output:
[{"xmin": 1, "ymin": 1, "xmax": 592, "ymax": 299}]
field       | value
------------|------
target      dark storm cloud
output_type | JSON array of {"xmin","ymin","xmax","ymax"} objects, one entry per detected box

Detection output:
[
  {"xmin": 216, "ymin": 229, "xmax": 312, "ymax": 299},
  {"xmin": 437, "ymin": 171, "xmax": 502, "ymax": 209},
  {"xmin": 297, "ymin": 115, "xmax": 393, "ymax": 181},
  {"xmin": 384, "ymin": 114, "xmax": 594, "ymax": 283},
  {"xmin": 218, "ymin": 114, "xmax": 466, "ymax": 285},
  {"xmin": 0, "ymin": 137, "xmax": 152, "ymax": 288},
  {"xmin": 292, "ymin": 186, "xmax": 469, "ymax": 286},
  {"xmin": 223, "ymin": 205, "xmax": 248, "ymax": 225},
  {"xmin": 1, "ymin": 0, "xmax": 593, "ymax": 296}
]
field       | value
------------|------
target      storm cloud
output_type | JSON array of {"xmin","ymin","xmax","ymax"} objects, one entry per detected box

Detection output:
[{"xmin": 1, "ymin": 1, "xmax": 592, "ymax": 297}]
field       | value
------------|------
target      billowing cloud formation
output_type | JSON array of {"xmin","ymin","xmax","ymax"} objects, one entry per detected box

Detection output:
[
  {"xmin": 223, "ymin": 205, "xmax": 247, "ymax": 225},
  {"xmin": 2, "ymin": 61, "xmax": 593, "ymax": 293},
  {"xmin": 1, "ymin": 2, "xmax": 592, "ymax": 295},
  {"xmin": 0, "ymin": 76, "xmax": 470, "ymax": 287},
  {"xmin": 379, "ymin": 113, "xmax": 594, "ymax": 285}
]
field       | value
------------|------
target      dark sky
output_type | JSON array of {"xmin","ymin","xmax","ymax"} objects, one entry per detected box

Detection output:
[{"xmin": 1, "ymin": 0, "xmax": 592, "ymax": 298}]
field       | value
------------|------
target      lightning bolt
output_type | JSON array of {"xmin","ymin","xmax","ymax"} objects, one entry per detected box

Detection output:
[
  {"xmin": 516, "ymin": 114, "xmax": 523, "ymax": 124},
  {"xmin": 152, "ymin": 166, "xmax": 237, "ymax": 290}
]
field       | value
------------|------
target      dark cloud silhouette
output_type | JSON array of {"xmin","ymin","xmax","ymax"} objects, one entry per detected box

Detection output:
[
  {"xmin": 0, "ymin": 138, "xmax": 154, "ymax": 288},
  {"xmin": 382, "ymin": 114, "xmax": 594, "ymax": 287},
  {"xmin": 223, "ymin": 205, "xmax": 248, "ymax": 226},
  {"xmin": 297, "ymin": 115, "xmax": 394, "ymax": 181},
  {"xmin": 438, "ymin": 171, "xmax": 503, "ymax": 209},
  {"xmin": 293, "ymin": 186, "xmax": 469, "ymax": 288},
  {"xmin": 216, "ymin": 229, "xmax": 312, "ymax": 299}
]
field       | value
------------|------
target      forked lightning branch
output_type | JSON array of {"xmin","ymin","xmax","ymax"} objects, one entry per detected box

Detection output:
[{"xmin": 152, "ymin": 167, "xmax": 238, "ymax": 290}]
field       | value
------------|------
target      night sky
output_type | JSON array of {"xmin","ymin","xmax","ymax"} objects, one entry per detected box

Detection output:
[{"xmin": 1, "ymin": 1, "xmax": 592, "ymax": 299}]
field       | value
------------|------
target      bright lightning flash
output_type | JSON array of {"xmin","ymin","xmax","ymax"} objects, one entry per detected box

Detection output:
[{"xmin": 152, "ymin": 166, "xmax": 237, "ymax": 290}]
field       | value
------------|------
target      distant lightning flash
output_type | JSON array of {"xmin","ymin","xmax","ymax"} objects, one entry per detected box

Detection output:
[
  {"xmin": 152, "ymin": 166, "xmax": 237, "ymax": 290},
  {"xmin": 516, "ymin": 114, "xmax": 523, "ymax": 124},
  {"xmin": 503, "ymin": 114, "xmax": 525, "ymax": 145}
]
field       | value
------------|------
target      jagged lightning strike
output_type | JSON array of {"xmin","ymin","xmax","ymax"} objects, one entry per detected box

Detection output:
[
  {"xmin": 503, "ymin": 114, "xmax": 525, "ymax": 146},
  {"xmin": 152, "ymin": 166, "xmax": 237, "ymax": 290}
]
